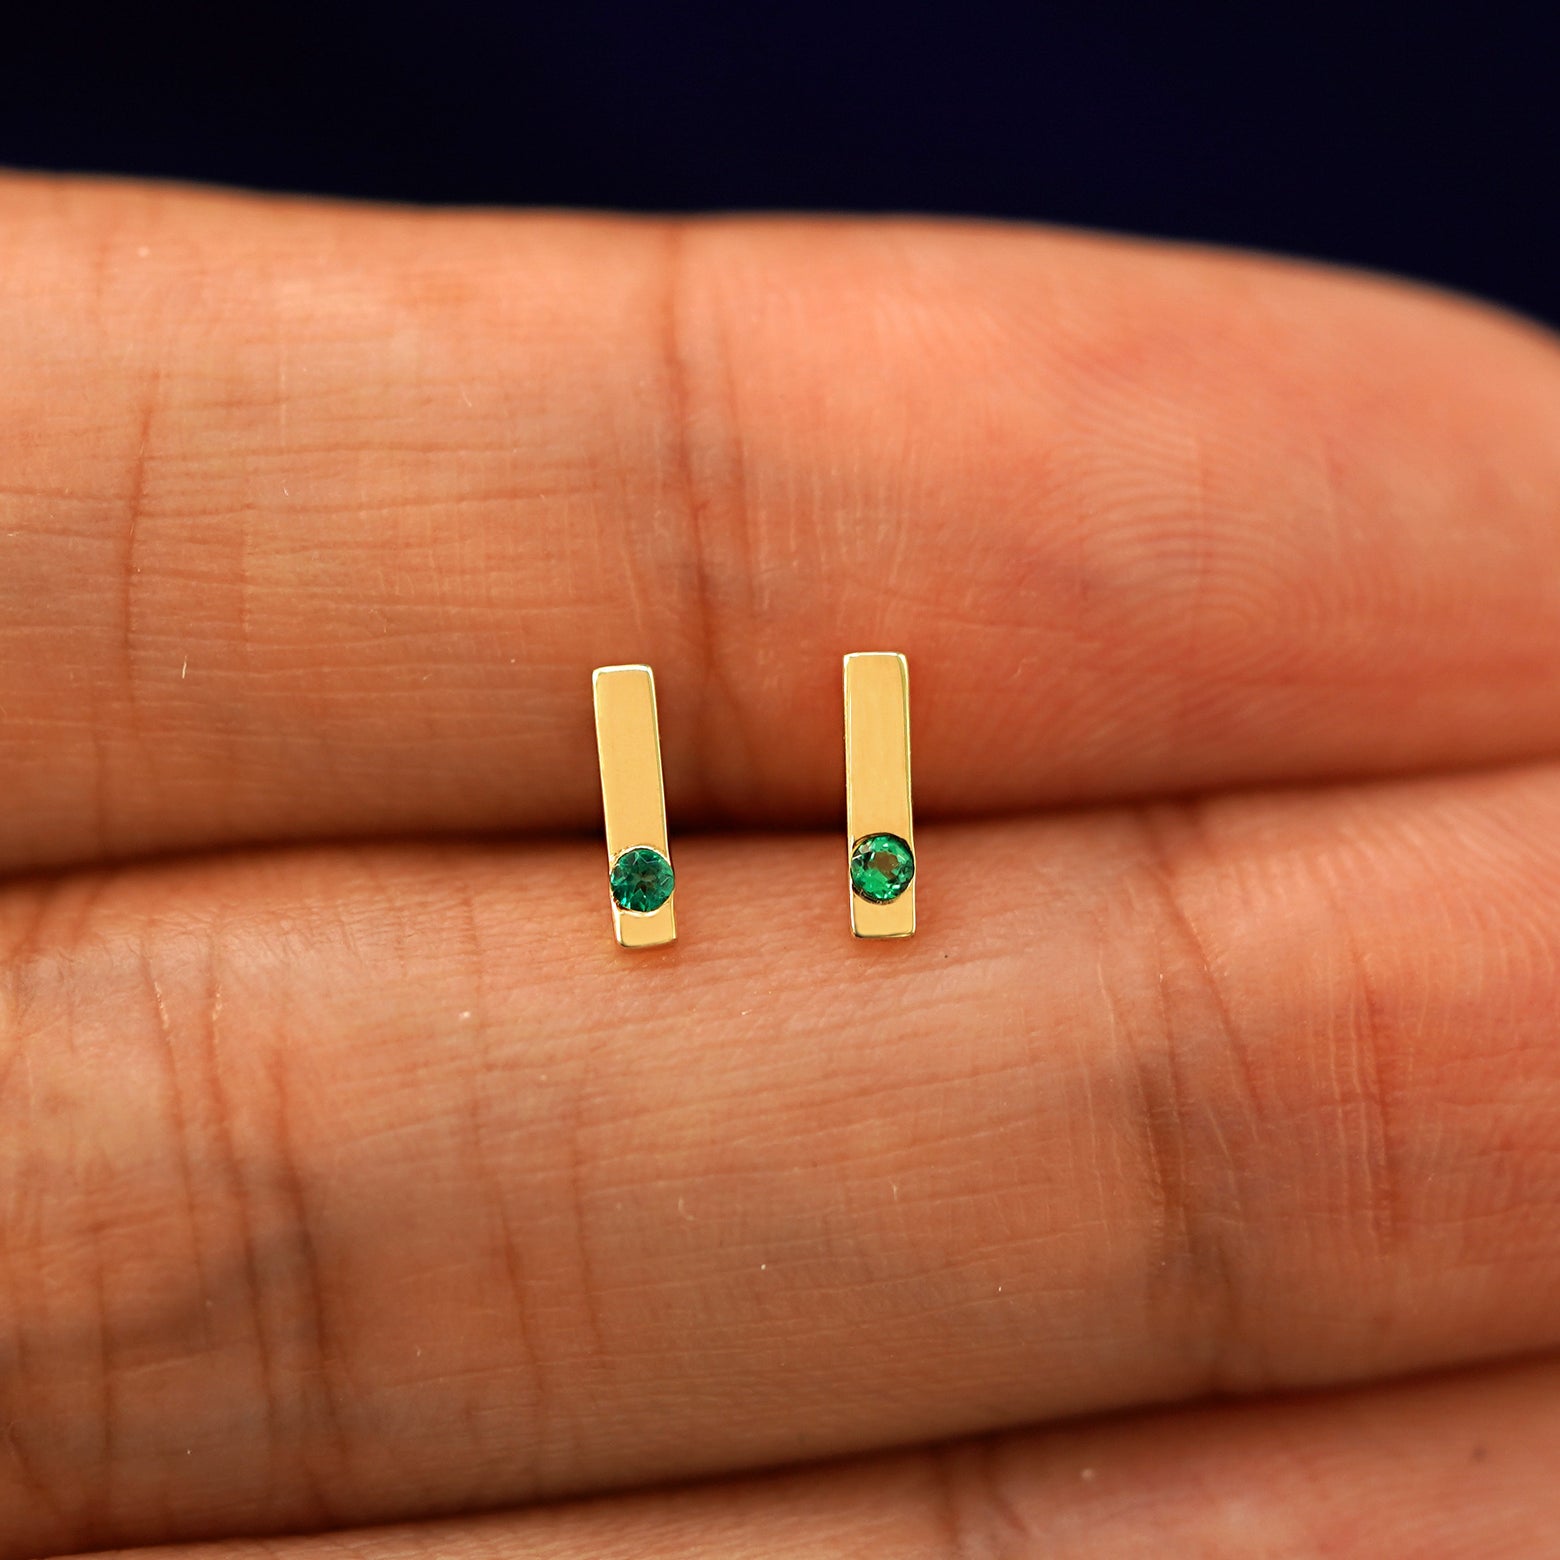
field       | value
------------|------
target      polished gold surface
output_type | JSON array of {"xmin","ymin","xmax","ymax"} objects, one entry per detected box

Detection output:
[
  {"xmin": 844, "ymin": 652, "xmax": 915, "ymax": 938},
  {"xmin": 592, "ymin": 664, "xmax": 676, "ymax": 948}
]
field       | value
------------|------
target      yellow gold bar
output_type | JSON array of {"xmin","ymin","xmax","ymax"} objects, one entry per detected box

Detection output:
[
  {"xmin": 592, "ymin": 664, "xmax": 676, "ymax": 948},
  {"xmin": 844, "ymin": 652, "xmax": 915, "ymax": 938}
]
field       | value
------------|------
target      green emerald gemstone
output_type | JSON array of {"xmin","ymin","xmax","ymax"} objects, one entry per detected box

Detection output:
[
  {"xmin": 849, "ymin": 832, "xmax": 915, "ymax": 904},
  {"xmin": 609, "ymin": 846, "xmax": 675, "ymax": 913}
]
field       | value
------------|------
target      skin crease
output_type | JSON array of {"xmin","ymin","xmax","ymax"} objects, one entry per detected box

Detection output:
[
  {"xmin": 65, "ymin": 1360, "xmax": 1560, "ymax": 1559},
  {"xmin": 0, "ymin": 176, "xmax": 1557, "ymax": 1557}
]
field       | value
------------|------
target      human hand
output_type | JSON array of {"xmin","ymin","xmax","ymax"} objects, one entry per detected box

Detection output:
[{"xmin": 3, "ymin": 176, "xmax": 1559, "ymax": 1558}]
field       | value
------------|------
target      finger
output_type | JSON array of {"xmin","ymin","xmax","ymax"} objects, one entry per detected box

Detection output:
[
  {"xmin": 65, "ymin": 1357, "xmax": 1560, "ymax": 1559},
  {"xmin": 4, "ymin": 178, "xmax": 1560, "ymax": 870},
  {"xmin": 4, "ymin": 765, "xmax": 1560, "ymax": 1554}
]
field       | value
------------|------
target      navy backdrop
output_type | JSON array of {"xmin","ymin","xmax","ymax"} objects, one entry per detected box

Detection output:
[{"xmin": 3, "ymin": 3, "xmax": 1556, "ymax": 323}]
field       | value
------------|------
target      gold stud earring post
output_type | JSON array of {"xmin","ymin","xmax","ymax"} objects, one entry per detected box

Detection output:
[
  {"xmin": 843, "ymin": 652, "xmax": 916, "ymax": 938},
  {"xmin": 592, "ymin": 664, "xmax": 677, "ymax": 948}
]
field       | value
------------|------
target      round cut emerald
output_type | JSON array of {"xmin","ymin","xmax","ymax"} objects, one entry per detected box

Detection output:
[
  {"xmin": 849, "ymin": 832, "xmax": 915, "ymax": 904},
  {"xmin": 610, "ymin": 846, "xmax": 675, "ymax": 913}
]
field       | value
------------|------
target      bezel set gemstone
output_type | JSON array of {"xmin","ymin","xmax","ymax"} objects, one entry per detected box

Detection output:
[
  {"xmin": 609, "ymin": 845, "xmax": 676, "ymax": 913},
  {"xmin": 849, "ymin": 832, "xmax": 916, "ymax": 904}
]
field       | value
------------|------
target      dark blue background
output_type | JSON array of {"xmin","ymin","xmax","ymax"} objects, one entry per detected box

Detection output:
[{"xmin": 3, "ymin": 4, "xmax": 1556, "ymax": 324}]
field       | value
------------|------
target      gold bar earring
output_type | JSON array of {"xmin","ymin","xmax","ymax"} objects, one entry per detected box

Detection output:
[
  {"xmin": 843, "ymin": 652, "xmax": 916, "ymax": 938},
  {"xmin": 592, "ymin": 664, "xmax": 677, "ymax": 948}
]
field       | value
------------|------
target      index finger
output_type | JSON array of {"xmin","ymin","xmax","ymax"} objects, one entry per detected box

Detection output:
[{"xmin": 3, "ymin": 176, "xmax": 1560, "ymax": 869}]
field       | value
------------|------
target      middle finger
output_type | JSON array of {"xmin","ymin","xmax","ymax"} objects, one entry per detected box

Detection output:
[{"xmin": 3, "ymin": 766, "xmax": 1560, "ymax": 1555}]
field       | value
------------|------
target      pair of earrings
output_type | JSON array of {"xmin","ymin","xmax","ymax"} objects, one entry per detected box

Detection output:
[{"xmin": 592, "ymin": 653, "xmax": 916, "ymax": 948}]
